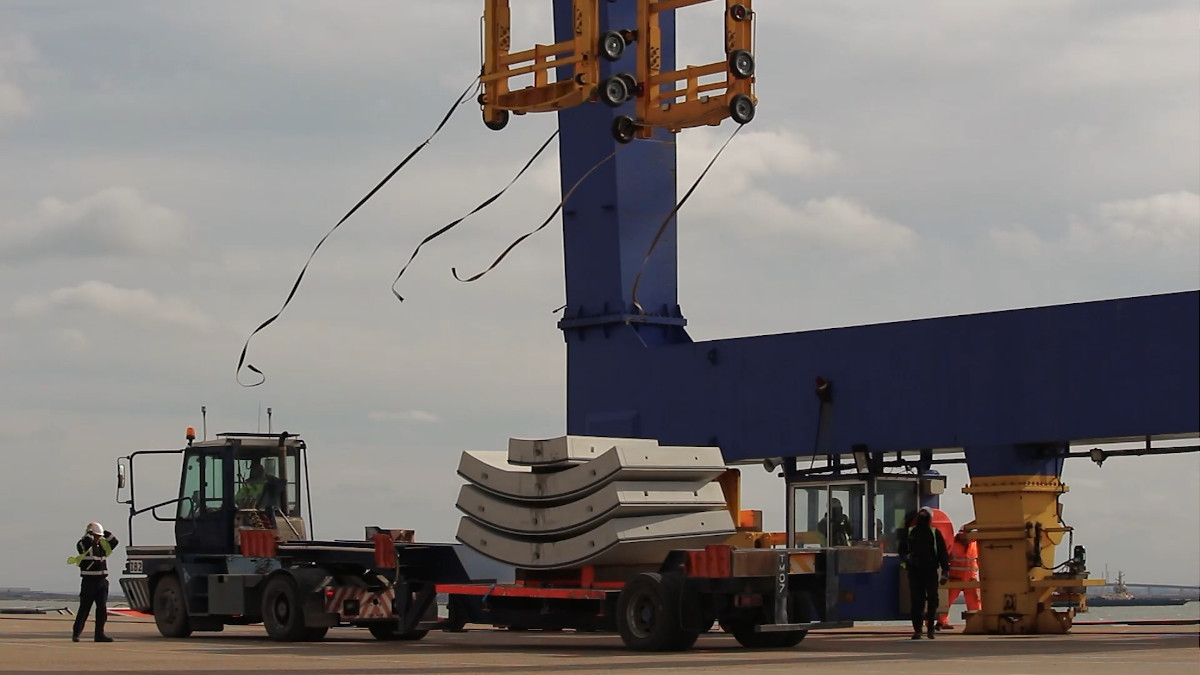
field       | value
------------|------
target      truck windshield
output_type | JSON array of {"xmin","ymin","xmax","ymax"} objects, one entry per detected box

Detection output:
[{"xmin": 233, "ymin": 447, "xmax": 301, "ymax": 517}]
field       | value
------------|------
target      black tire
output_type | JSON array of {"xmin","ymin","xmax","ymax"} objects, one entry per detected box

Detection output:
[
  {"xmin": 612, "ymin": 115, "xmax": 637, "ymax": 144},
  {"xmin": 616, "ymin": 572, "xmax": 698, "ymax": 652},
  {"xmin": 484, "ymin": 109, "xmax": 509, "ymax": 131},
  {"xmin": 368, "ymin": 622, "xmax": 429, "ymax": 641},
  {"xmin": 600, "ymin": 76, "xmax": 629, "ymax": 108},
  {"xmin": 262, "ymin": 575, "xmax": 307, "ymax": 642},
  {"xmin": 730, "ymin": 628, "xmax": 806, "ymax": 648},
  {"xmin": 618, "ymin": 73, "xmax": 638, "ymax": 99},
  {"xmin": 729, "ymin": 94, "xmax": 755, "ymax": 124},
  {"xmin": 600, "ymin": 30, "xmax": 626, "ymax": 61},
  {"xmin": 729, "ymin": 50, "xmax": 755, "ymax": 79},
  {"xmin": 722, "ymin": 589, "xmax": 809, "ymax": 649},
  {"xmin": 304, "ymin": 626, "xmax": 329, "ymax": 641},
  {"xmin": 152, "ymin": 574, "xmax": 192, "ymax": 638}
]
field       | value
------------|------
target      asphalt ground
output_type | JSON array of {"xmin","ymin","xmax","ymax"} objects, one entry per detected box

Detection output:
[{"xmin": 0, "ymin": 614, "xmax": 1196, "ymax": 674}]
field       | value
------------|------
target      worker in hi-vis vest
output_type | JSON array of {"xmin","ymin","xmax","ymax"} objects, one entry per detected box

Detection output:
[
  {"xmin": 67, "ymin": 521, "xmax": 119, "ymax": 642},
  {"xmin": 236, "ymin": 463, "xmax": 268, "ymax": 508},
  {"xmin": 898, "ymin": 507, "xmax": 950, "ymax": 640},
  {"xmin": 938, "ymin": 527, "xmax": 982, "ymax": 628}
]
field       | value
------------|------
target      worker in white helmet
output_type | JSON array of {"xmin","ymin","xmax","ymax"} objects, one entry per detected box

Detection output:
[{"xmin": 67, "ymin": 521, "xmax": 119, "ymax": 642}]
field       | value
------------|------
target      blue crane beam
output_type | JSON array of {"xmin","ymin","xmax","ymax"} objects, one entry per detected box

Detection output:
[
  {"xmin": 551, "ymin": 2, "xmax": 1200, "ymax": 471},
  {"xmin": 564, "ymin": 291, "xmax": 1200, "ymax": 465}
]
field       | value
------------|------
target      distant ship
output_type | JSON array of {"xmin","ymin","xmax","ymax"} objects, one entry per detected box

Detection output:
[{"xmin": 1084, "ymin": 572, "xmax": 1192, "ymax": 607}]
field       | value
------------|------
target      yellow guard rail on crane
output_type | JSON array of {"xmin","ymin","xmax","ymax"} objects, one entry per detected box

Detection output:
[{"xmin": 480, "ymin": 0, "xmax": 756, "ymax": 142}]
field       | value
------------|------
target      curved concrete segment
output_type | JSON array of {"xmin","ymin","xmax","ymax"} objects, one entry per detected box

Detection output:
[
  {"xmin": 457, "ymin": 447, "xmax": 728, "ymax": 503},
  {"xmin": 456, "ymin": 511, "xmax": 736, "ymax": 569},
  {"xmin": 506, "ymin": 435, "xmax": 659, "ymax": 467},
  {"xmin": 456, "ymin": 481, "xmax": 729, "ymax": 538}
]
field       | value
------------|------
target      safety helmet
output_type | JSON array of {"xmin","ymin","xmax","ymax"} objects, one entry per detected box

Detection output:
[{"xmin": 86, "ymin": 522, "xmax": 104, "ymax": 536}]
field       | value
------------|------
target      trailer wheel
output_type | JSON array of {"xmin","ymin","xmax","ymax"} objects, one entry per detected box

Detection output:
[
  {"xmin": 368, "ymin": 623, "xmax": 429, "ymax": 641},
  {"xmin": 152, "ymin": 575, "xmax": 192, "ymax": 638},
  {"xmin": 616, "ymin": 572, "xmax": 698, "ymax": 651},
  {"xmin": 262, "ymin": 575, "xmax": 307, "ymax": 642}
]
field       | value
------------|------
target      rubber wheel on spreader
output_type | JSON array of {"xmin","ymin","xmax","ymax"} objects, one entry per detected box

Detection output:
[
  {"xmin": 484, "ymin": 109, "xmax": 509, "ymax": 131},
  {"xmin": 600, "ymin": 76, "xmax": 630, "ymax": 108},
  {"xmin": 729, "ymin": 49, "xmax": 755, "ymax": 79},
  {"xmin": 729, "ymin": 94, "xmax": 755, "ymax": 124},
  {"xmin": 612, "ymin": 115, "xmax": 637, "ymax": 144},
  {"xmin": 600, "ymin": 30, "xmax": 626, "ymax": 61}
]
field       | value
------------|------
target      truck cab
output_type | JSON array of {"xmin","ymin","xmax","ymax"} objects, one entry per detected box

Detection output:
[
  {"xmin": 118, "ymin": 430, "xmax": 465, "ymax": 641},
  {"xmin": 171, "ymin": 432, "xmax": 309, "ymax": 555}
]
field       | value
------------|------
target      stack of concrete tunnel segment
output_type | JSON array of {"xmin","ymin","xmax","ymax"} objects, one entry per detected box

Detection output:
[{"xmin": 455, "ymin": 436, "xmax": 737, "ymax": 569}]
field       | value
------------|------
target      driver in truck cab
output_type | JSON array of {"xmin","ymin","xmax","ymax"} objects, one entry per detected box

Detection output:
[{"xmin": 236, "ymin": 462, "xmax": 268, "ymax": 509}]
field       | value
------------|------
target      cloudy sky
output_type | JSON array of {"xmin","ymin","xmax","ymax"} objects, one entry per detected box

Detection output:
[{"xmin": 1, "ymin": 1, "xmax": 1197, "ymax": 593}]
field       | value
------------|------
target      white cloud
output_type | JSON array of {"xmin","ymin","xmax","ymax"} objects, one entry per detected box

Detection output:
[
  {"xmin": 12, "ymin": 281, "xmax": 214, "ymax": 331},
  {"xmin": 0, "ymin": 33, "xmax": 37, "ymax": 127},
  {"xmin": 57, "ymin": 328, "xmax": 90, "ymax": 353},
  {"xmin": 788, "ymin": 195, "xmax": 917, "ymax": 253},
  {"xmin": 990, "ymin": 191, "xmax": 1200, "ymax": 258},
  {"xmin": 987, "ymin": 225, "xmax": 1045, "ymax": 259},
  {"xmin": 367, "ymin": 409, "xmax": 442, "ymax": 423},
  {"xmin": 680, "ymin": 127, "xmax": 841, "ymax": 183},
  {"xmin": 676, "ymin": 127, "xmax": 914, "ymax": 258},
  {"xmin": 0, "ymin": 187, "xmax": 188, "ymax": 262},
  {"xmin": 1068, "ymin": 191, "xmax": 1200, "ymax": 251},
  {"xmin": 1036, "ymin": 7, "xmax": 1200, "ymax": 91},
  {"xmin": 0, "ymin": 80, "xmax": 31, "ymax": 125}
]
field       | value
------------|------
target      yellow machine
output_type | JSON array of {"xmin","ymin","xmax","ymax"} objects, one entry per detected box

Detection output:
[
  {"xmin": 479, "ymin": 0, "xmax": 757, "ymax": 142},
  {"xmin": 619, "ymin": 0, "xmax": 757, "ymax": 142},
  {"xmin": 956, "ymin": 476, "xmax": 1104, "ymax": 634},
  {"xmin": 481, "ymin": 0, "xmax": 625, "ymax": 130}
]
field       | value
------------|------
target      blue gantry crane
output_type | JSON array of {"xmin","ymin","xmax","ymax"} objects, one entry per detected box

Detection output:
[
  {"xmin": 477, "ymin": 0, "xmax": 1200, "ymax": 634},
  {"xmin": 186, "ymin": 0, "xmax": 1197, "ymax": 644}
]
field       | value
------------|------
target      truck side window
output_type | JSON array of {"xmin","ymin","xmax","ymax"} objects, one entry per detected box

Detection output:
[
  {"xmin": 178, "ymin": 453, "xmax": 202, "ymax": 519},
  {"xmin": 203, "ymin": 453, "xmax": 226, "ymax": 513}
]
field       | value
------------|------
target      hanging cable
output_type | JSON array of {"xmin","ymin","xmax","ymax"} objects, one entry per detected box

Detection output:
[
  {"xmin": 630, "ymin": 123, "xmax": 743, "ymax": 315},
  {"xmin": 235, "ymin": 76, "xmax": 481, "ymax": 387},
  {"xmin": 390, "ymin": 130, "xmax": 559, "ymax": 301},
  {"xmin": 450, "ymin": 143, "xmax": 628, "ymax": 284}
]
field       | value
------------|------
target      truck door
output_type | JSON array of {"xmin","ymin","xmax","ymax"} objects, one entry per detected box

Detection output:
[{"xmin": 176, "ymin": 450, "xmax": 234, "ymax": 554}]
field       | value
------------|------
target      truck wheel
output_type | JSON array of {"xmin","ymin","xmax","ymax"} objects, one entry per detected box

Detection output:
[
  {"xmin": 368, "ymin": 622, "xmax": 429, "ymax": 641},
  {"xmin": 729, "ymin": 627, "xmax": 806, "ymax": 648},
  {"xmin": 616, "ymin": 572, "xmax": 698, "ymax": 651},
  {"xmin": 152, "ymin": 575, "xmax": 192, "ymax": 638},
  {"xmin": 262, "ymin": 575, "xmax": 307, "ymax": 642},
  {"xmin": 304, "ymin": 626, "xmax": 329, "ymax": 641}
]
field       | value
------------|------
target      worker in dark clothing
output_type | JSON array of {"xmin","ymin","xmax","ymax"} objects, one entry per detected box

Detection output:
[
  {"xmin": 898, "ymin": 507, "xmax": 950, "ymax": 639},
  {"xmin": 817, "ymin": 498, "xmax": 854, "ymax": 547},
  {"xmin": 67, "ymin": 522, "xmax": 118, "ymax": 642}
]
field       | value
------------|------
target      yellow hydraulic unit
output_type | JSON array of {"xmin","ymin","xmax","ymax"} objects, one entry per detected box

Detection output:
[
  {"xmin": 614, "ymin": 0, "xmax": 757, "ymax": 143},
  {"xmin": 957, "ymin": 476, "xmax": 1104, "ymax": 634},
  {"xmin": 481, "ymin": 0, "xmax": 637, "ymax": 130}
]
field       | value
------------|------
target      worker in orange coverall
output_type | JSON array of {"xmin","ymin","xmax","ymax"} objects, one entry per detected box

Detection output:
[{"xmin": 938, "ymin": 527, "xmax": 982, "ymax": 629}]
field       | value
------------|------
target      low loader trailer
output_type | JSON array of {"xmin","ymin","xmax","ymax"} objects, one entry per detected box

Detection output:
[{"xmin": 117, "ymin": 430, "xmax": 876, "ymax": 651}]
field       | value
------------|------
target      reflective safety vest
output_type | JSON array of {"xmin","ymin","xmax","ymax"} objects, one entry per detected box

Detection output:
[
  {"xmin": 67, "ymin": 535, "xmax": 116, "ymax": 576},
  {"xmin": 949, "ymin": 539, "xmax": 979, "ymax": 580},
  {"xmin": 237, "ymin": 481, "xmax": 265, "ymax": 507}
]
